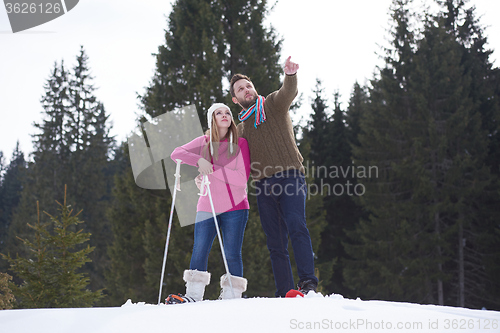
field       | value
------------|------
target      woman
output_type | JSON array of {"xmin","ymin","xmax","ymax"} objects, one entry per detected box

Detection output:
[{"xmin": 167, "ymin": 103, "xmax": 250, "ymax": 303}]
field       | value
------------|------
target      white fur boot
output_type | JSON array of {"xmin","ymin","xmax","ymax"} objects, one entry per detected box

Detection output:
[
  {"xmin": 183, "ymin": 269, "xmax": 211, "ymax": 302},
  {"xmin": 219, "ymin": 274, "xmax": 247, "ymax": 300}
]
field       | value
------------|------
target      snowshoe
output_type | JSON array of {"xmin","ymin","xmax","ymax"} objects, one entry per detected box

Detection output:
[
  {"xmin": 165, "ymin": 294, "xmax": 196, "ymax": 304},
  {"xmin": 285, "ymin": 289, "xmax": 304, "ymax": 298},
  {"xmin": 297, "ymin": 279, "xmax": 318, "ymax": 295}
]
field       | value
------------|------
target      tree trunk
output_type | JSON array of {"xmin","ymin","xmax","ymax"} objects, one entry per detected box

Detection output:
[
  {"xmin": 435, "ymin": 212, "xmax": 444, "ymax": 305},
  {"xmin": 458, "ymin": 214, "xmax": 465, "ymax": 307}
]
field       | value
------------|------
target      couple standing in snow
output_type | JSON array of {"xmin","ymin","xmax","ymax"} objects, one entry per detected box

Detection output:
[{"xmin": 169, "ymin": 56, "xmax": 318, "ymax": 303}]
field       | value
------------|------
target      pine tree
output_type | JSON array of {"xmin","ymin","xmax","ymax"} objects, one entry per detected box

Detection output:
[
  {"xmin": 106, "ymin": 154, "xmax": 167, "ymax": 304},
  {"xmin": 436, "ymin": 0, "xmax": 500, "ymax": 310},
  {"xmin": 140, "ymin": 0, "xmax": 226, "ymax": 124},
  {"xmin": 221, "ymin": 0, "xmax": 283, "ymax": 96},
  {"xmin": 0, "ymin": 151, "xmax": 4, "ymax": 184},
  {"xmin": 33, "ymin": 59, "xmax": 71, "ymax": 203},
  {"xmin": 1, "ymin": 186, "xmax": 103, "ymax": 308},
  {"xmin": 411, "ymin": 16, "xmax": 485, "ymax": 306},
  {"xmin": 141, "ymin": 0, "xmax": 283, "ymax": 124},
  {"xmin": 300, "ymin": 81, "xmax": 364, "ymax": 297},
  {"xmin": 295, "ymin": 136, "xmax": 328, "ymax": 294},
  {"xmin": 344, "ymin": 0, "xmax": 500, "ymax": 309},
  {"xmin": 4, "ymin": 48, "xmax": 114, "ymax": 299},
  {"xmin": 104, "ymin": 142, "xmax": 196, "ymax": 305},
  {"xmin": 67, "ymin": 47, "xmax": 114, "ymax": 293},
  {"xmin": 339, "ymin": 82, "xmax": 370, "ymax": 297},
  {"xmin": 344, "ymin": 0, "xmax": 433, "ymax": 303},
  {"xmin": 0, "ymin": 272, "xmax": 14, "ymax": 309},
  {"xmin": 300, "ymin": 81, "xmax": 334, "ymax": 293},
  {"xmin": 305, "ymin": 80, "xmax": 330, "ymax": 170},
  {"xmin": 346, "ymin": 82, "xmax": 369, "ymax": 148},
  {"xmin": 3, "ymin": 60, "xmax": 71, "ymax": 267},
  {"xmin": 322, "ymin": 92, "xmax": 363, "ymax": 297},
  {"xmin": 0, "ymin": 143, "xmax": 26, "ymax": 257},
  {"xmin": 238, "ymin": 189, "xmax": 274, "ymax": 297},
  {"xmin": 0, "ymin": 150, "xmax": 4, "ymax": 248}
]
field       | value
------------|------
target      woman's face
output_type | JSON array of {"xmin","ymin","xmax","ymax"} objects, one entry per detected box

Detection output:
[{"xmin": 214, "ymin": 107, "xmax": 232, "ymax": 130}]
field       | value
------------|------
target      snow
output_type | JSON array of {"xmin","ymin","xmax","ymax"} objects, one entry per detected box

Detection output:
[{"xmin": 1, "ymin": 293, "xmax": 499, "ymax": 332}]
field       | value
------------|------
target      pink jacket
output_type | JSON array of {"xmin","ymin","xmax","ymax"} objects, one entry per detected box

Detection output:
[{"xmin": 171, "ymin": 136, "xmax": 250, "ymax": 213}]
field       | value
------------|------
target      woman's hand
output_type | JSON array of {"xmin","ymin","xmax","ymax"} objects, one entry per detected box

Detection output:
[
  {"xmin": 197, "ymin": 158, "xmax": 213, "ymax": 175},
  {"xmin": 195, "ymin": 174, "xmax": 203, "ymax": 190}
]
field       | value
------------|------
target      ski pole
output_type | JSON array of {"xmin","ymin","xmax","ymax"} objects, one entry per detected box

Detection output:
[
  {"xmin": 202, "ymin": 174, "xmax": 235, "ymax": 298},
  {"xmin": 158, "ymin": 159, "xmax": 182, "ymax": 305}
]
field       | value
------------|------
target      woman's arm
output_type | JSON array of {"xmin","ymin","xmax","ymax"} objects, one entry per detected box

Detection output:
[{"xmin": 171, "ymin": 136, "xmax": 210, "ymax": 168}]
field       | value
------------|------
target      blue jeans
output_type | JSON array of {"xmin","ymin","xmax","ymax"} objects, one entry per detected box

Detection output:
[
  {"xmin": 190, "ymin": 209, "xmax": 249, "ymax": 277},
  {"xmin": 255, "ymin": 170, "xmax": 318, "ymax": 297}
]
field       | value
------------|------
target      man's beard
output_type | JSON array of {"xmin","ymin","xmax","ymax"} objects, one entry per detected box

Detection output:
[{"xmin": 238, "ymin": 94, "xmax": 257, "ymax": 110}]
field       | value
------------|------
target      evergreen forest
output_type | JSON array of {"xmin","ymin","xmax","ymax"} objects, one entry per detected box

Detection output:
[{"xmin": 1, "ymin": 0, "xmax": 499, "ymax": 311}]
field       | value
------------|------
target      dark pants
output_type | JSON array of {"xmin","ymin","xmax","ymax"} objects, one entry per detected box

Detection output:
[{"xmin": 255, "ymin": 170, "xmax": 318, "ymax": 297}]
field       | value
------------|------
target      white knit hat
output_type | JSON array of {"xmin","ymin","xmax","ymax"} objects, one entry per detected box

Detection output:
[{"xmin": 207, "ymin": 103, "xmax": 233, "ymax": 155}]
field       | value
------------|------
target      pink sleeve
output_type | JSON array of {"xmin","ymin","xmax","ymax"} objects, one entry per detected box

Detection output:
[
  {"xmin": 170, "ymin": 136, "xmax": 207, "ymax": 167},
  {"xmin": 211, "ymin": 138, "xmax": 250, "ymax": 187},
  {"xmin": 240, "ymin": 138, "xmax": 250, "ymax": 180}
]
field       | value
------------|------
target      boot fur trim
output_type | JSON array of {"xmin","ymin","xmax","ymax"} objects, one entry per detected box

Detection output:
[
  {"xmin": 220, "ymin": 274, "xmax": 247, "ymax": 291},
  {"xmin": 183, "ymin": 269, "xmax": 211, "ymax": 285}
]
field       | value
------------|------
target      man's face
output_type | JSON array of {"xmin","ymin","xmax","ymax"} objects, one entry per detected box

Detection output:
[{"xmin": 232, "ymin": 79, "xmax": 258, "ymax": 110}]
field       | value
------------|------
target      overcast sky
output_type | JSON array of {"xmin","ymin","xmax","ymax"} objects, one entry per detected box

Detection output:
[{"xmin": 1, "ymin": 0, "xmax": 499, "ymax": 161}]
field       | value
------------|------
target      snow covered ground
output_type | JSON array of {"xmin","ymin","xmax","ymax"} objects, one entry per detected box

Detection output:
[{"xmin": 1, "ymin": 293, "xmax": 499, "ymax": 332}]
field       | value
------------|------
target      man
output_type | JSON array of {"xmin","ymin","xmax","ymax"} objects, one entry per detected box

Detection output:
[{"xmin": 230, "ymin": 56, "xmax": 318, "ymax": 297}]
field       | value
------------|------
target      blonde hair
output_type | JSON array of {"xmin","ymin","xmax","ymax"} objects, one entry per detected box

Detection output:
[{"xmin": 204, "ymin": 113, "xmax": 239, "ymax": 160}]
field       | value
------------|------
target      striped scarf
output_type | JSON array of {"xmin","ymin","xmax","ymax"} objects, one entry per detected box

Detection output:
[{"xmin": 238, "ymin": 95, "xmax": 266, "ymax": 128}]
